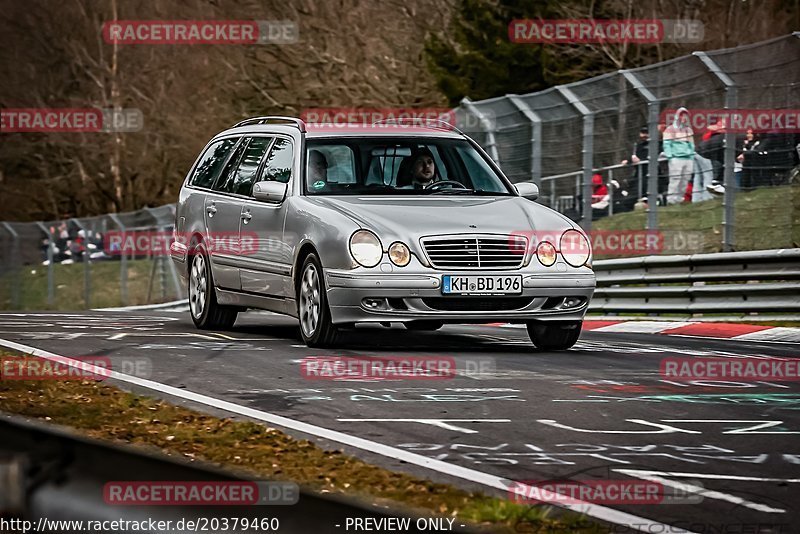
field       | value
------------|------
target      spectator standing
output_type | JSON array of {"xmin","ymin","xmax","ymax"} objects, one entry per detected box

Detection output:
[
  {"xmin": 698, "ymin": 117, "xmax": 726, "ymax": 181},
  {"xmin": 707, "ymin": 128, "xmax": 760, "ymax": 195},
  {"xmin": 590, "ymin": 173, "xmax": 609, "ymax": 219},
  {"xmin": 620, "ymin": 126, "xmax": 661, "ymax": 211},
  {"xmin": 663, "ymin": 107, "xmax": 696, "ymax": 204}
]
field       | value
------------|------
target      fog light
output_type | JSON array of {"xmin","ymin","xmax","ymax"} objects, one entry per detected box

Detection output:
[
  {"xmin": 563, "ymin": 297, "xmax": 585, "ymax": 308},
  {"xmin": 362, "ymin": 298, "xmax": 388, "ymax": 310}
]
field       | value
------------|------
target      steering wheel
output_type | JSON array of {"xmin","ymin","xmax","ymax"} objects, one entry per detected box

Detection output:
[{"xmin": 424, "ymin": 180, "xmax": 469, "ymax": 191}]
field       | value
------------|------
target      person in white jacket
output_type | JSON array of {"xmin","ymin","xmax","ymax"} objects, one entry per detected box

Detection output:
[{"xmin": 663, "ymin": 107, "xmax": 695, "ymax": 204}]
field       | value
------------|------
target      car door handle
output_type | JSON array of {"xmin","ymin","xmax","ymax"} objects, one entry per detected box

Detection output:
[
  {"xmin": 241, "ymin": 211, "xmax": 252, "ymax": 223},
  {"xmin": 206, "ymin": 204, "xmax": 217, "ymax": 216}
]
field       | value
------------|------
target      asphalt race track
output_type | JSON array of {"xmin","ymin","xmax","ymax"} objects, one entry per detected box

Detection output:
[{"xmin": 1, "ymin": 310, "xmax": 798, "ymax": 533}]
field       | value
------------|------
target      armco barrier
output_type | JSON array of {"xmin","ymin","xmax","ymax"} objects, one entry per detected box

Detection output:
[
  {"xmin": 590, "ymin": 248, "xmax": 800, "ymax": 318},
  {"xmin": 90, "ymin": 250, "xmax": 800, "ymax": 321},
  {"xmin": 0, "ymin": 414, "xmax": 473, "ymax": 533}
]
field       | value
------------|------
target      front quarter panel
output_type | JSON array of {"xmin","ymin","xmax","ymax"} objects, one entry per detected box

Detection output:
[{"xmin": 285, "ymin": 197, "xmax": 361, "ymax": 281}]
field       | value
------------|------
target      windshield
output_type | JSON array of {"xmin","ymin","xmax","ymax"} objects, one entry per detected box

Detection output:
[{"xmin": 304, "ymin": 138, "xmax": 514, "ymax": 196}]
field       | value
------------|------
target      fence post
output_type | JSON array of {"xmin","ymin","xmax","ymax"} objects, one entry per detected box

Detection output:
[
  {"xmin": 695, "ymin": 51, "xmax": 738, "ymax": 252},
  {"xmin": 2, "ymin": 223, "xmax": 21, "ymax": 309},
  {"xmin": 109, "ymin": 214, "xmax": 128, "ymax": 306},
  {"xmin": 556, "ymin": 85, "xmax": 594, "ymax": 230},
  {"xmin": 70, "ymin": 219, "xmax": 91, "ymax": 308},
  {"xmin": 608, "ymin": 168, "xmax": 615, "ymax": 216},
  {"xmin": 460, "ymin": 97, "xmax": 500, "ymax": 164},
  {"xmin": 621, "ymin": 70, "xmax": 661, "ymax": 231},
  {"xmin": 34, "ymin": 222, "xmax": 55, "ymax": 307},
  {"xmin": 507, "ymin": 95, "xmax": 542, "ymax": 184}
]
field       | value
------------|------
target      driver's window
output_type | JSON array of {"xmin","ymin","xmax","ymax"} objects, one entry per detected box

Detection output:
[{"xmin": 259, "ymin": 138, "xmax": 293, "ymax": 184}]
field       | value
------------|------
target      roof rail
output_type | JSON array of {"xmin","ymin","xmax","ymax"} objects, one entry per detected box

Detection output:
[
  {"xmin": 231, "ymin": 116, "xmax": 307, "ymax": 132},
  {"xmin": 371, "ymin": 117, "xmax": 465, "ymax": 136}
]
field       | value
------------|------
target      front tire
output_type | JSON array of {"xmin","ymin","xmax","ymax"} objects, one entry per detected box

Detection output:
[
  {"xmin": 526, "ymin": 320, "xmax": 582, "ymax": 350},
  {"xmin": 297, "ymin": 253, "xmax": 340, "ymax": 347},
  {"xmin": 188, "ymin": 244, "xmax": 238, "ymax": 330}
]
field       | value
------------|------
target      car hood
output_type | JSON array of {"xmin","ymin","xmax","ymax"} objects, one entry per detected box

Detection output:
[{"xmin": 306, "ymin": 196, "xmax": 575, "ymax": 242}]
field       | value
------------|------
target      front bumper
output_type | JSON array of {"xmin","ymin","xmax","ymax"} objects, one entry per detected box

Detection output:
[{"xmin": 325, "ymin": 269, "xmax": 595, "ymax": 324}]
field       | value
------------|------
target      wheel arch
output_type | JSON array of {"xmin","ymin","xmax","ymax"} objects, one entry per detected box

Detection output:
[{"xmin": 293, "ymin": 242, "xmax": 319, "ymax": 293}]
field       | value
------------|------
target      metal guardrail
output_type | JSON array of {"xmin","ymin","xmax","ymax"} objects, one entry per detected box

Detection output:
[
  {"xmin": 89, "ymin": 250, "xmax": 800, "ymax": 321},
  {"xmin": 0, "ymin": 414, "xmax": 473, "ymax": 534},
  {"xmin": 590, "ymin": 248, "xmax": 800, "ymax": 318}
]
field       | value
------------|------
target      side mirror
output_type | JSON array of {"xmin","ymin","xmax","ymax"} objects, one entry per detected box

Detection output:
[
  {"xmin": 252, "ymin": 181, "xmax": 287, "ymax": 203},
  {"xmin": 515, "ymin": 182, "xmax": 539, "ymax": 201}
]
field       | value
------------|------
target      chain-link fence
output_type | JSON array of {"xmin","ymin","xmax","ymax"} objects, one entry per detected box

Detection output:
[
  {"xmin": 0, "ymin": 205, "xmax": 184, "ymax": 310},
  {"xmin": 2, "ymin": 34, "xmax": 799, "ymax": 310},
  {"xmin": 453, "ymin": 33, "xmax": 800, "ymax": 258}
]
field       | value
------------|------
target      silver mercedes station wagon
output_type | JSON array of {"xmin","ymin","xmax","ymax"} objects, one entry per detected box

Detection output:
[{"xmin": 171, "ymin": 117, "xmax": 595, "ymax": 349}]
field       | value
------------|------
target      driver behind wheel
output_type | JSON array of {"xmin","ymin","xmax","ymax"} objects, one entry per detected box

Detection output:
[{"xmin": 397, "ymin": 147, "xmax": 437, "ymax": 189}]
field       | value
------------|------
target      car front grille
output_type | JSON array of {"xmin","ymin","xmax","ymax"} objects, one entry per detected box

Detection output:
[{"xmin": 421, "ymin": 235, "xmax": 526, "ymax": 270}]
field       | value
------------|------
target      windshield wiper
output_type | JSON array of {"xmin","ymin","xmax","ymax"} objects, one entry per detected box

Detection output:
[
  {"xmin": 427, "ymin": 188, "xmax": 476, "ymax": 195},
  {"xmin": 427, "ymin": 188, "xmax": 509, "ymax": 196}
]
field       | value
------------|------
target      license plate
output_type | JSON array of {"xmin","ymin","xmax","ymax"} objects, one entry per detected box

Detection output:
[{"xmin": 442, "ymin": 275, "xmax": 522, "ymax": 295}]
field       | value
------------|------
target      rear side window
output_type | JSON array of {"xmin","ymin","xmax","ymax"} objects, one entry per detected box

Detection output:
[
  {"xmin": 259, "ymin": 138, "xmax": 293, "ymax": 183},
  {"xmin": 189, "ymin": 138, "xmax": 238, "ymax": 189},
  {"xmin": 216, "ymin": 137, "xmax": 273, "ymax": 195}
]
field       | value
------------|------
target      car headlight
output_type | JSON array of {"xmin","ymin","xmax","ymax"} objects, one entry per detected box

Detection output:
[
  {"xmin": 349, "ymin": 230, "xmax": 382, "ymax": 267},
  {"xmin": 536, "ymin": 241, "xmax": 557, "ymax": 266},
  {"xmin": 560, "ymin": 229, "xmax": 591, "ymax": 267},
  {"xmin": 388, "ymin": 242, "xmax": 411, "ymax": 267}
]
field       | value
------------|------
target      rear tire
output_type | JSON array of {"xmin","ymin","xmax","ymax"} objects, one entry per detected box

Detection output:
[
  {"xmin": 297, "ymin": 253, "xmax": 340, "ymax": 347},
  {"xmin": 404, "ymin": 320, "xmax": 444, "ymax": 331},
  {"xmin": 188, "ymin": 244, "xmax": 238, "ymax": 330},
  {"xmin": 526, "ymin": 320, "xmax": 582, "ymax": 350}
]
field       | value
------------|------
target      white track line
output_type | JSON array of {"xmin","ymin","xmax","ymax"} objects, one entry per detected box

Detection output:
[
  {"xmin": 93, "ymin": 299, "xmax": 189, "ymax": 312},
  {"xmin": 0, "ymin": 337, "xmax": 695, "ymax": 534},
  {"xmin": 614, "ymin": 470, "xmax": 786, "ymax": 514}
]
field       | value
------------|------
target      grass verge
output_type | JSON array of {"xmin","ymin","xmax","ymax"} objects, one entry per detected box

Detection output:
[
  {"xmin": 0, "ymin": 259, "xmax": 174, "ymax": 310},
  {"xmin": 0, "ymin": 353, "xmax": 601, "ymax": 533},
  {"xmin": 593, "ymin": 184, "xmax": 799, "ymax": 258}
]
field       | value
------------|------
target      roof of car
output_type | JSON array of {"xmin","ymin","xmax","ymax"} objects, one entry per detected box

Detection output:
[
  {"xmin": 223, "ymin": 117, "xmax": 467, "ymax": 140},
  {"xmin": 303, "ymin": 123, "xmax": 465, "ymax": 139}
]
